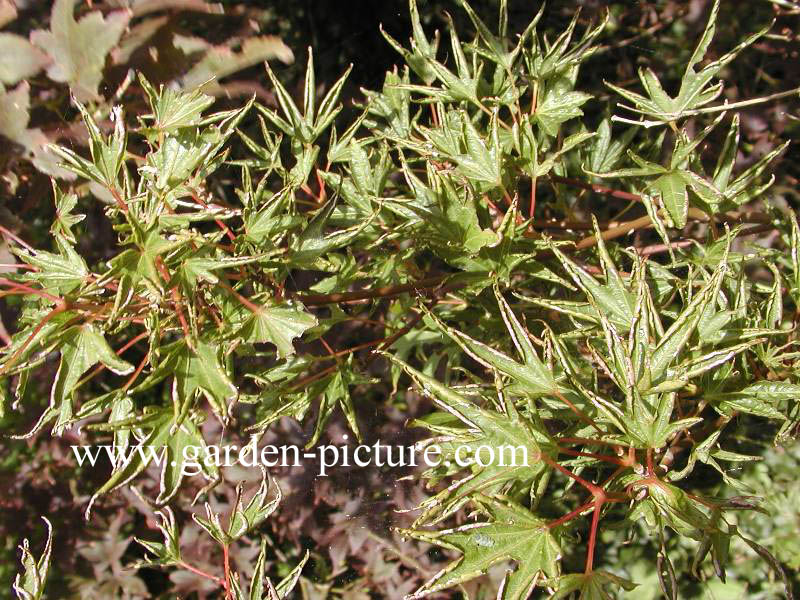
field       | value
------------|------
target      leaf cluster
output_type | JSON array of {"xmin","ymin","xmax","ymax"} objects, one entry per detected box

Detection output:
[{"xmin": 3, "ymin": 0, "xmax": 799, "ymax": 598}]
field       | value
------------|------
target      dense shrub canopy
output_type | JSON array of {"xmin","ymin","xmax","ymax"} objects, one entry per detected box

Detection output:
[{"xmin": 1, "ymin": 0, "xmax": 799, "ymax": 598}]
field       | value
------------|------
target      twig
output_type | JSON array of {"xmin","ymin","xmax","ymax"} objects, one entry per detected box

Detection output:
[
  {"xmin": 76, "ymin": 331, "xmax": 148, "ymax": 389},
  {"xmin": 297, "ymin": 274, "xmax": 453, "ymax": 306},
  {"xmin": 574, "ymin": 215, "xmax": 654, "ymax": 250},
  {"xmin": 178, "ymin": 560, "xmax": 226, "ymax": 587},
  {"xmin": 635, "ymin": 239, "xmax": 694, "ymax": 256},
  {"xmin": 0, "ymin": 225, "xmax": 35, "ymax": 252},
  {"xmin": 223, "ymin": 544, "xmax": 233, "ymax": 600},
  {"xmin": 550, "ymin": 175, "xmax": 642, "ymax": 203}
]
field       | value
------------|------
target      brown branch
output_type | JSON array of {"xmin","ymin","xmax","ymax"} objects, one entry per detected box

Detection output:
[
  {"xmin": 0, "ymin": 305, "xmax": 68, "ymax": 376},
  {"xmin": 296, "ymin": 274, "xmax": 454, "ymax": 307},
  {"xmin": 549, "ymin": 176, "xmax": 772, "ymax": 225},
  {"xmin": 287, "ymin": 364, "xmax": 339, "ymax": 392},
  {"xmin": 550, "ymin": 175, "xmax": 642, "ymax": 203},
  {"xmin": 571, "ymin": 212, "xmax": 772, "ymax": 253},
  {"xmin": 190, "ymin": 190, "xmax": 236, "ymax": 242},
  {"xmin": 0, "ymin": 278, "xmax": 64, "ymax": 305},
  {"xmin": 222, "ymin": 544, "xmax": 233, "ymax": 600},
  {"xmin": 155, "ymin": 257, "xmax": 193, "ymax": 349},
  {"xmin": 121, "ymin": 352, "xmax": 151, "ymax": 393},
  {"xmin": 635, "ymin": 239, "xmax": 695, "ymax": 256},
  {"xmin": 574, "ymin": 215, "xmax": 654, "ymax": 250},
  {"xmin": 217, "ymin": 280, "xmax": 261, "ymax": 313},
  {"xmin": 109, "ymin": 187, "xmax": 130, "ymax": 215},
  {"xmin": 739, "ymin": 223, "xmax": 778, "ymax": 237}
]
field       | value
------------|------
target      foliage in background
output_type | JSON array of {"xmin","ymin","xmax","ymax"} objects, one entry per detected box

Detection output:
[{"xmin": 1, "ymin": 0, "xmax": 799, "ymax": 598}]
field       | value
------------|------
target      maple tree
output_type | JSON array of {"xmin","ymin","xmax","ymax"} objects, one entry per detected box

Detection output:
[{"xmin": 2, "ymin": 0, "xmax": 799, "ymax": 598}]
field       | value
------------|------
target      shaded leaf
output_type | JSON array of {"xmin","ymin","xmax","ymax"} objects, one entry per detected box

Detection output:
[{"xmin": 31, "ymin": 0, "xmax": 129, "ymax": 102}]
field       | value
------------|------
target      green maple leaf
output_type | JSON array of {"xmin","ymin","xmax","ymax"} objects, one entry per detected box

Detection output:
[
  {"xmin": 380, "ymin": 0, "xmax": 440, "ymax": 85},
  {"xmin": 237, "ymin": 302, "xmax": 317, "ymax": 358},
  {"xmin": 400, "ymin": 169, "xmax": 497, "ymax": 257},
  {"xmin": 452, "ymin": 110, "xmax": 503, "ymax": 187},
  {"xmin": 541, "ymin": 224, "xmax": 638, "ymax": 331},
  {"xmin": 111, "ymin": 229, "xmax": 181, "ymax": 287},
  {"xmin": 139, "ymin": 75, "xmax": 216, "ymax": 134},
  {"xmin": 606, "ymin": 0, "xmax": 770, "ymax": 124},
  {"xmin": 177, "ymin": 252, "xmax": 268, "ymax": 290},
  {"xmin": 31, "ymin": 0, "xmax": 129, "ymax": 102},
  {"xmin": 42, "ymin": 324, "xmax": 134, "ymax": 435},
  {"xmin": 87, "ymin": 407, "xmax": 218, "ymax": 515},
  {"xmin": 586, "ymin": 122, "xmax": 728, "ymax": 229},
  {"xmin": 146, "ymin": 127, "xmax": 224, "ymax": 192},
  {"xmin": 417, "ymin": 16, "xmax": 482, "ymax": 106},
  {"xmin": 49, "ymin": 183, "xmax": 84, "ymax": 245},
  {"xmin": 648, "ymin": 258, "xmax": 727, "ymax": 383},
  {"xmin": 247, "ymin": 356, "xmax": 368, "ymax": 448},
  {"xmin": 400, "ymin": 495, "xmax": 561, "ymax": 600},
  {"xmin": 167, "ymin": 340, "xmax": 238, "ymax": 423},
  {"xmin": 549, "ymin": 570, "xmax": 638, "ymax": 599},
  {"xmin": 306, "ymin": 361, "xmax": 366, "ymax": 448},
  {"xmin": 426, "ymin": 285, "xmax": 559, "ymax": 397},
  {"xmin": 651, "ymin": 171, "xmax": 690, "ymax": 228},
  {"xmin": 535, "ymin": 86, "xmax": 592, "ymax": 137},
  {"xmin": 18, "ymin": 244, "xmax": 89, "ymax": 295},
  {"xmin": 13, "ymin": 517, "xmax": 53, "ymax": 600},
  {"xmin": 386, "ymin": 353, "xmax": 553, "ymax": 524},
  {"xmin": 707, "ymin": 381, "xmax": 800, "ymax": 420}
]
